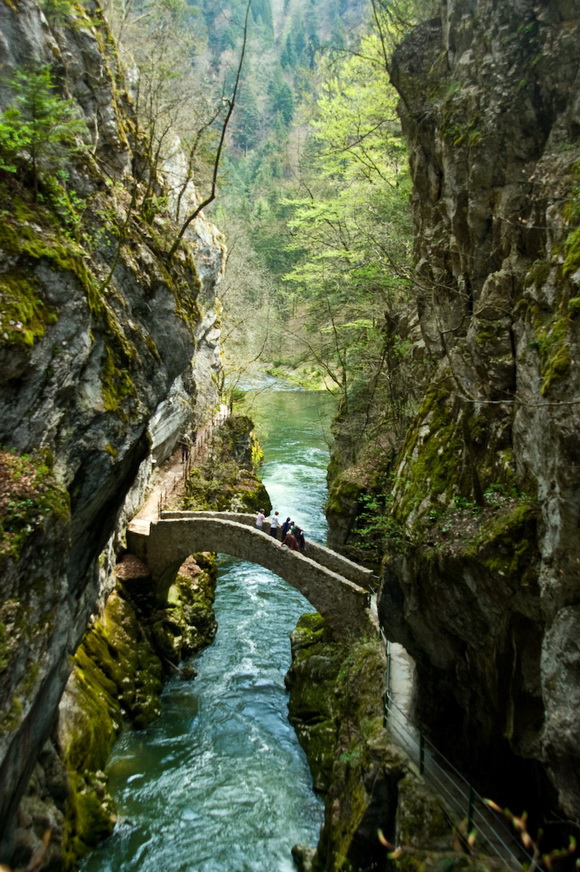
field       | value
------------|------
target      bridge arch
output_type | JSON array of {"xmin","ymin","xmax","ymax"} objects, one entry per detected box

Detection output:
[{"xmin": 127, "ymin": 512, "xmax": 376, "ymax": 641}]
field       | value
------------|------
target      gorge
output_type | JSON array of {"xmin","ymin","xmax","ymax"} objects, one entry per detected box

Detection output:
[{"xmin": 0, "ymin": 0, "xmax": 579, "ymax": 869}]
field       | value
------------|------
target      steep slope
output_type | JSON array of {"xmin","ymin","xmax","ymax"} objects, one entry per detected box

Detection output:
[
  {"xmin": 0, "ymin": 0, "xmax": 223, "ymax": 860},
  {"xmin": 325, "ymin": 0, "xmax": 579, "ymax": 837},
  {"xmin": 374, "ymin": 0, "xmax": 580, "ymax": 827}
]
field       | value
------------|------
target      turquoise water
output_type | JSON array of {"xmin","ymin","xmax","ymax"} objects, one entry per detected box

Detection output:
[{"xmin": 81, "ymin": 390, "xmax": 335, "ymax": 872}]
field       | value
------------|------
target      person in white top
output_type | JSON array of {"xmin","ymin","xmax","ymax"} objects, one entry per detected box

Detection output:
[
  {"xmin": 256, "ymin": 509, "xmax": 266, "ymax": 529},
  {"xmin": 269, "ymin": 511, "xmax": 281, "ymax": 539}
]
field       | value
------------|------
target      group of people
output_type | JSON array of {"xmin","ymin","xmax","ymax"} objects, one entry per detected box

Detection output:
[{"xmin": 255, "ymin": 510, "xmax": 305, "ymax": 552}]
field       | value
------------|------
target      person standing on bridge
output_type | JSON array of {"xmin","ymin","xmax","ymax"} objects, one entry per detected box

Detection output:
[
  {"xmin": 256, "ymin": 509, "xmax": 266, "ymax": 530},
  {"xmin": 280, "ymin": 517, "xmax": 292, "ymax": 538},
  {"xmin": 281, "ymin": 530, "xmax": 298, "ymax": 551},
  {"xmin": 269, "ymin": 511, "xmax": 281, "ymax": 538},
  {"xmin": 295, "ymin": 526, "xmax": 305, "ymax": 553}
]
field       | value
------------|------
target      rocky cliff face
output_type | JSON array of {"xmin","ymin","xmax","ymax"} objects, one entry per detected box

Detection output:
[
  {"xmin": 326, "ymin": 0, "xmax": 579, "ymax": 841},
  {"xmin": 372, "ymin": 0, "xmax": 580, "ymax": 829},
  {"xmin": 0, "ymin": 0, "xmax": 223, "ymax": 859}
]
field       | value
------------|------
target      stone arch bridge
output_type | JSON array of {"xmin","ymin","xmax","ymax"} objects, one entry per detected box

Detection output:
[{"xmin": 127, "ymin": 511, "xmax": 377, "ymax": 641}]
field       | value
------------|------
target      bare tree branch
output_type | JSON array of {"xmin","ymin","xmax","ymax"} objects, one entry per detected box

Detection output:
[{"xmin": 167, "ymin": 0, "xmax": 252, "ymax": 261}]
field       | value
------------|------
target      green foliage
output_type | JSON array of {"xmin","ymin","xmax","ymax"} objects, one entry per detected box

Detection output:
[
  {"xmin": 0, "ymin": 270, "xmax": 58, "ymax": 346},
  {"xmin": 277, "ymin": 29, "xmax": 414, "ymax": 434},
  {"xmin": 40, "ymin": 0, "xmax": 77, "ymax": 22},
  {"xmin": 0, "ymin": 65, "xmax": 87, "ymax": 198},
  {"xmin": 353, "ymin": 491, "xmax": 409, "ymax": 555},
  {"xmin": 0, "ymin": 449, "xmax": 70, "ymax": 561},
  {"xmin": 563, "ymin": 226, "xmax": 580, "ymax": 277},
  {"xmin": 268, "ymin": 77, "xmax": 294, "ymax": 125}
]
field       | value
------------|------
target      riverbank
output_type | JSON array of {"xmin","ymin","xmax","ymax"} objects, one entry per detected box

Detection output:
[
  {"xmin": 6, "ymin": 412, "xmax": 268, "ymax": 872},
  {"xmin": 79, "ymin": 388, "xmax": 336, "ymax": 872}
]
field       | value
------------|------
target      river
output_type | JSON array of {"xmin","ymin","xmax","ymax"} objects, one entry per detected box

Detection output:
[{"xmin": 81, "ymin": 388, "xmax": 336, "ymax": 872}]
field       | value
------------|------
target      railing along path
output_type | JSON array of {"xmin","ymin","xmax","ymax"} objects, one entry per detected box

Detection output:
[{"xmin": 383, "ymin": 633, "xmax": 534, "ymax": 869}]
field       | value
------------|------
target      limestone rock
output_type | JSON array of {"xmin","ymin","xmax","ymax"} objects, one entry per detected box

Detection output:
[
  {"xmin": 0, "ymin": 0, "xmax": 224, "ymax": 860},
  {"xmin": 373, "ymin": 0, "xmax": 580, "ymax": 827}
]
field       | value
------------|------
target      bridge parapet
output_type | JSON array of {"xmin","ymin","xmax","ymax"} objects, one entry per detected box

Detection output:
[
  {"xmin": 128, "ymin": 515, "xmax": 376, "ymax": 641},
  {"xmin": 158, "ymin": 511, "xmax": 374, "ymax": 589}
]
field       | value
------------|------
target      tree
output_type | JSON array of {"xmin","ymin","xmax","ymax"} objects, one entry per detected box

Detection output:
[
  {"xmin": 280, "ymin": 29, "xmax": 416, "ymax": 434},
  {"xmin": 270, "ymin": 80, "xmax": 294, "ymax": 125},
  {"xmin": 214, "ymin": 213, "xmax": 287, "ymax": 396},
  {"xmin": 280, "ymin": 33, "xmax": 295, "ymax": 70},
  {"xmin": 0, "ymin": 66, "xmax": 87, "ymax": 200},
  {"xmin": 231, "ymin": 87, "xmax": 262, "ymax": 152},
  {"xmin": 167, "ymin": 0, "xmax": 253, "ymax": 259}
]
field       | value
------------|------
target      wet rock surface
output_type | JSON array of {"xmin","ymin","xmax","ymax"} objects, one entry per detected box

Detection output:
[
  {"xmin": 378, "ymin": 0, "xmax": 580, "ymax": 826},
  {"xmin": 0, "ymin": 0, "xmax": 224, "ymax": 862}
]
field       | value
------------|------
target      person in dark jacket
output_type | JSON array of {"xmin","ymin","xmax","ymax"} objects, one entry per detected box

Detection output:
[{"xmin": 280, "ymin": 517, "xmax": 292, "ymax": 538}]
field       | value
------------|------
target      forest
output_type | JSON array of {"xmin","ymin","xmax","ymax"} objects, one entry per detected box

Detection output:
[{"xmin": 1, "ymin": 0, "xmax": 579, "ymax": 868}]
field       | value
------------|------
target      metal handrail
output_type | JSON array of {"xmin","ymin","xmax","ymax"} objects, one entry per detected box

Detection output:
[{"xmin": 384, "ymin": 665, "xmax": 533, "ymax": 869}]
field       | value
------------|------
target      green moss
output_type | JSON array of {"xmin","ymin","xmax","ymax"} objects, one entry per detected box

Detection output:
[
  {"xmin": 100, "ymin": 346, "xmax": 138, "ymax": 417},
  {"xmin": 464, "ymin": 501, "xmax": 538, "ymax": 583},
  {"xmin": 524, "ymin": 259, "xmax": 551, "ymax": 289},
  {"xmin": 64, "ymin": 773, "xmax": 116, "ymax": 862},
  {"xmin": 326, "ymin": 474, "xmax": 366, "ymax": 515},
  {"xmin": 0, "ymin": 201, "xmax": 144, "ymax": 416},
  {"xmin": 287, "ymin": 615, "xmax": 390, "ymax": 864},
  {"xmin": 562, "ymin": 226, "xmax": 580, "ymax": 277},
  {"xmin": 251, "ymin": 430, "xmax": 264, "ymax": 468},
  {"xmin": 474, "ymin": 320, "xmax": 504, "ymax": 345},
  {"xmin": 152, "ymin": 559, "xmax": 217, "ymax": 661},
  {"xmin": 533, "ymin": 310, "xmax": 571, "ymax": 394},
  {"xmin": 181, "ymin": 418, "xmax": 271, "ymax": 513},
  {"xmin": 393, "ymin": 384, "xmax": 463, "ymax": 522},
  {"xmin": 0, "ymin": 623, "xmax": 8, "ymax": 672},
  {"xmin": 541, "ymin": 340, "xmax": 571, "ymax": 393},
  {"xmin": 0, "ymin": 272, "xmax": 58, "ymax": 346},
  {"xmin": 0, "ymin": 449, "xmax": 70, "ymax": 561},
  {"xmin": 60, "ymin": 587, "xmax": 167, "ymax": 867},
  {"xmin": 0, "ymin": 695, "xmax": 22, "ymax": 733}
]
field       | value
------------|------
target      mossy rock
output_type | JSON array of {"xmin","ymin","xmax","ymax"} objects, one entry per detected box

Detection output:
[
  {"xmin": 326, "ymin": 473, "xmax": 367, "ymax": 516},
  {"xmin": 463, "ymin": 500, "xmax": 539, "ymax": 584},
  {"xmin": 396, "ymin": 772, "xmax": 455, "ymax": 853},
  {"xmin": 0, "ymin": 449, "xmax": 70, "ymax": 563},
  {"xmin": 0, "ymin": 271, "xmax": 58, "ymax": 347},
  {"xmin": 182, "ymin": 421, "xmax": 272, "ymax": 514}
]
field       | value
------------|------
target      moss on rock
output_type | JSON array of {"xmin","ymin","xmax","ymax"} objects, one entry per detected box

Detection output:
[
  {"xmin": 183, "ymin": 415, "xmax": 272, "ymax": 513},
  {"xmin": 0, "ymin": 271, "xmax": 58, "ymax": 346},
  {"xmin": 0, "ymin": 449, "xmax": 70, "ymax": 563},
  {"xmin": 287, "ymin": 614, "xmax": 402, "ymax": 870},
  {"xmin": 150, "ymin": 554, "xmax": 217, "ymax": 663},
  {"xmin": 464, "ymin": 500, "xmax": 538, "ymax": 584},
  {"xmin": 58, "ymin": 586, "xmax": 165, "ymax": 866}
]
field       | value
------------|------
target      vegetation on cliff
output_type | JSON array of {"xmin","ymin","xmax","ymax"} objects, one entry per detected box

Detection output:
[
  {"xmin": 0, "ymin": 449, "xmax": 70, "ymax": 563},
  {"xmin": 183, "ymin": 415, "xmax": 271, "ymax": 513},
  {"xmin": 323, "ymin": 0, "xmax": 580, "ymax": 845},
  {"xmin": 286, "ymin": 614, "xmax": 507, "ymax": 872}
]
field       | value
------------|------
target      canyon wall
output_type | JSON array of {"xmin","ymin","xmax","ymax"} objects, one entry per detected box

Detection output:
[
  {"xmin": 0, "ymin": 0, "xmax": 223, "ymax": 860},
  {"xmin": 378, "ymin": 0, "xmax": 579, "ymax": 826},
  {"xmin": 327, "ymin": 0, "xmax": 579, "ymax": 836}
]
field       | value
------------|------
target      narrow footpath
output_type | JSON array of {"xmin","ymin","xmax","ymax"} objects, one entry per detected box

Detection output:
[{"xmin": 128, "ymin": 405, "xmax": 229, "ymax": 534}]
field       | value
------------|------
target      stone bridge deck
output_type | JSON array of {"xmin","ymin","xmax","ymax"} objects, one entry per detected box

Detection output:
[{"xmin": 127, "ymin": 511, "xmax": 377, "ymax": 641}]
